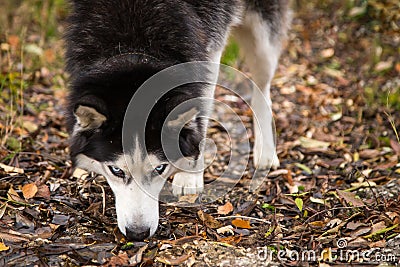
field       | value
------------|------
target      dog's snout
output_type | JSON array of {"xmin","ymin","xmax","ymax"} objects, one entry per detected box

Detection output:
[{"xmin": 125, "ymin": 227, "xmax": 151, "ymax": 241}]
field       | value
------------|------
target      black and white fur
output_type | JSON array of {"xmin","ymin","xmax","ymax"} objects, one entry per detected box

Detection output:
[{"xmin": 65, "ymin": 0, "xmax": 290, "ymax": 241}]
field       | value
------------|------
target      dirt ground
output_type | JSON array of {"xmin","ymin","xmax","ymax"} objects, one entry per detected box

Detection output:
[{"xmin": 0, "ymin": 1, "xmax": 399, "ymax": 266}]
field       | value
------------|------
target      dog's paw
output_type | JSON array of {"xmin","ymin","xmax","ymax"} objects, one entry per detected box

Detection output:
[
  {"xmin": 253, "ymin": 145, "xmax": 280, "ymax": 170},
  {"xmin": 172, "ymin": 172, "xmax": 204, "ymax": 196}
]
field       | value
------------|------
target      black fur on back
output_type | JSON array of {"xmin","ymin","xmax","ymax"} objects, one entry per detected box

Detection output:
[{"xmin": 65, "ymin": 0, "xmax": 242, "ymax": 77}]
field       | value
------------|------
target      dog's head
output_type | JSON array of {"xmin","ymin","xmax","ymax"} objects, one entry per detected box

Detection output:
[{"xmin": 67, "ymin": 68, "xmax": 205, "ymax": 240}]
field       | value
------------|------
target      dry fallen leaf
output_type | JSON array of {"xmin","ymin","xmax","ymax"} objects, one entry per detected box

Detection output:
[
  {"xmin": 0, "ymin": 163, "xmax": 24, "ymax": 175},
  {"xmin": 156, "ymin": 254, "xmax": 190, "ymax": 265},
  {"xmin": 0, "ymin": 242, "xmax": 9, "ymax": 252},
  {"xmin": 390, "ymin": 139, "xmax": 400, "ymax": 155},
  {"xmin": 7, "ymin": 187, "xmax": 24, "ymax": 203},
  {"xmin": 217, "ymin": 202, "xmax": 234, "ymax": 215},
  {"xmin": 164, "ymin": 235, "xmax": 201, "ymax": 246},
  {"xmin": 369, "ymin": 239, "xmax": 386, "ymax": 248},
  {"xmin": 197, "ymin": 210, "xmax": 222, "ymax": 229},
  {"xmin": 72, "ymin": 168, "xmax": 89, "ymax": 179},
  {"xmin": 299, "ymin": 137, "xmax": 330, "ymax": 149},
  {"xmin": 371, "ymin": 221, "xmax": 386, "ymax": 234},
  {"xmin": 336, "ymin": 190, "xmax": 364, "ymax": 207},
  {"xmin": 0, "ymin": 203, "xmax": 7, "ymax": 220},
  {"xmin": 358, "ymin": 149, "xmax": 380, "ymax": 159},
  {"xmin": 350, "ymin": 227, "xmax": 371, "ymax": 238},
  {"xmin": 129, "ymin": 244, "xmax": 148, "ymax": 266},
  {"xmin": 22, "ymin": 183, "xmax": 38, "ymax": 199},
  {"xmin": 346, "ymin": 221, "xmax": 364, "ymax": 230},
  {"xmin": 178, "ymin": 194, "xmax": 198, "ymax": 203},
  {"xmin": 35, "ymin": 184, "xmax": 51, "ymax": 200},
  {"xmin": 217, "ymin": 225, "xmax": 235, "ymax": 235},
  {"xmin": 309, "ymin": 221, "xmax": 326, "ymax": 228},
  {"xmin": 217, "ymin": 235, "xmax": 242, "ymax": 245},
  {"xmin": 7, "ymin": 35, "xmax": 20, "ymax": 49},
  {"xmin": 231, "ymin": 218, "xmax": 251, "ymax": 229},
  {"xmin": 320, "ymin": 48, "xmax": 334, "ymax": 58},
  {"xmin": 103, "ymin": 252, "xmax": 129, "ymax": 267}
]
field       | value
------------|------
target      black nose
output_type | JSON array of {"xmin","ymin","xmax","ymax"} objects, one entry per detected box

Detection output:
[{"xmin": 125, "ymin": 227, "xmax": 150, "ymax": 241}]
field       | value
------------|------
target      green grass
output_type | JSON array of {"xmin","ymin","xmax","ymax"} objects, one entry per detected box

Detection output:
[{"xmin": 221, "ymin": 39, "xmax": 240, "ymax": 66}]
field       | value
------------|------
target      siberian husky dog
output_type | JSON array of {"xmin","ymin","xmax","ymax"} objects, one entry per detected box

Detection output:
[{"xmin": 65, "ymin": 0, "xmax": 290, "ymax": 241}]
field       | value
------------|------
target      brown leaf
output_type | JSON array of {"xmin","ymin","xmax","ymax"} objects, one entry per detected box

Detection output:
[
  {"xmin": 7, "ymin": 187, "xmax": 24, "ymax": 203},
  {"xmin": 347, "ymin": 237, "xmax": 369, "ymax": 248},
  {"xmin": 336, "ymin": 190, "xmax": 364, "ymax": 207},
  {"xmin": 129, "ymin": 244, "xmax": 148, "ymax": 266},
  {"xmin": 371, "ymin": 221, "xmax": 386, "ymax": 233},
  {"xmin": 142, "ymin": 247, "xmax": 158, "ymax": 265},
  {"xmin": 396, "ymin": 62, "xmax": 400, "ymax": 73},
  {"xmin": 369, "ymin": 240, "xmax": 386, "ymax": 248},
  {"xmin": 44, "ymin": 49, "xmax": 55, "ymax": 63},
  {"xmin": 178, "ymin": 194, "xmax": 198, "ymax": 203},
  {"xmin": 0, "ymin": 231, "xmax": 31, "ymax": 243},
  {"xmin": 22, "ymin": 183, "xmax": 38, "ymax": 199},
  {"xmin": 7, "ymin": 35, "xmax": 19, "ymax": 49},
  {"xmin": 156, "ymin": 254, "xmax": 190, "ymax": 266},
  {"xmin": 309, "ymin": 221, "xmax": 326, "ymax": 228},
  {"xmin": 164, "ymin": 235, "xmax": 201, "ymax": 246},
  {"xmin": 217, "ymin": 202, "xmax": 234, "ymax": 215},
  {"xmin": 35, "ymin": 184, "xmax": 51, "ymax": 200},
  {"xmin": 386, "ymin": 211, "xmax": 400, "ymax": 221},
  {"xmin": 102, "ymin": 252, "xmax": 129, "ymax": 267},
  {"xmin": 359, "ymin": 149, "xmax": 380, "ymax": 159},
  {"xmin": 217, "ymin": 235, "xmax": 242, "ymax": 245},
  {"xmin": 346, "ymin": 221, "xmax": 364, "ymax": 230},
  {"xmin": 350, "ymin": 227, "xmax": 371, "ymax": 238},
  {"xmin": 231, "ymin": 218, "xmax": 251, "ymax": 229},
  {"xmin": 283, "ymin": 170, "xmax": 294, "ymax": 186},
  {"xmin": 390, "ymin": 139, "xmax": 400, "ymax": 156},
  {"xmin": 197, "ymin": 210, "xmax": 222, "ymax": 229}
]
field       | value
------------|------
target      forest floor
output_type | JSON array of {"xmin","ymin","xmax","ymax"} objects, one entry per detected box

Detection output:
[{"xmin": 0, "ymin": 1, "xmax": 400, "ymax": 266}]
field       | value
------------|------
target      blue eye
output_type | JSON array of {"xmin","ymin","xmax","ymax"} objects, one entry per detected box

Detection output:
[
  {"xmin": 154, "ymin": 164, "xmax": 168, "ymax": 175},
  {"xmin": 108, "ymin": 166, "xmax": 125, "ymax": 178}
]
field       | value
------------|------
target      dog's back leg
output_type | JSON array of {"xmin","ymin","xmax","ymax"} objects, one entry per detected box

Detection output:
[{"xmin": 233, "ymin": 1, "xmax": 290, "ymax": 169}]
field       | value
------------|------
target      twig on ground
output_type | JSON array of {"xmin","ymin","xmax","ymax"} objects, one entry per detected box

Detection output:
[{"xmin": 215, "ymin": 215, "xmax": 271, "ymax": 224}]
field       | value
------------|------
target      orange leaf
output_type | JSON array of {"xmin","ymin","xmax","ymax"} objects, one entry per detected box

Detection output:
[
  {"xmin": 232, "ymin": 218, "xmax": 251, "ymax": 229},
  {"xmin": 22, "ymin": 183, "xmax": 38, "ymax": 199},
  {"xmin": 217, "ymin": 202, "xmax": 233, "ymax": 215},
  {"xmin": 217, "ymin": 235, "xmax": 242, "ymax": 245},
  {"xmin": 7, "ymin": 35, "xmax": 19, "ymax": 49},
  {"xmin": 105, "ymin": 252, "xmax": 129, "ymax": 267},
  {"xmin": 0, "ymin": 242, "xmax": 9, "ymax": 252},
  {"xmin": 395, "ymin": 63, "xmax": 400, "ymax": 73}
]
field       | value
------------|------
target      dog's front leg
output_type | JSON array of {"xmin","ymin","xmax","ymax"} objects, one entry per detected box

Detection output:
[{"xmin": 172, "ymin": 170, "xmax": 204, "ymax": 196}]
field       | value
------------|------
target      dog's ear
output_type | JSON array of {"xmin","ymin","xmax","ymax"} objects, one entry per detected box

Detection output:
[
  {"xmin": 166, "ymin": 108, "xmax": 203, "ymax": 158},
  {"xmin": 167, "ymin": 108, "xmax": 199, "ymax": 131},
  {"xmin": 71, "ymin": 94, "xmax": 108, "ymax": 132},
  {"xmin": 74, "ymin": 105, "xmax": 107, "ymax": 131}
]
